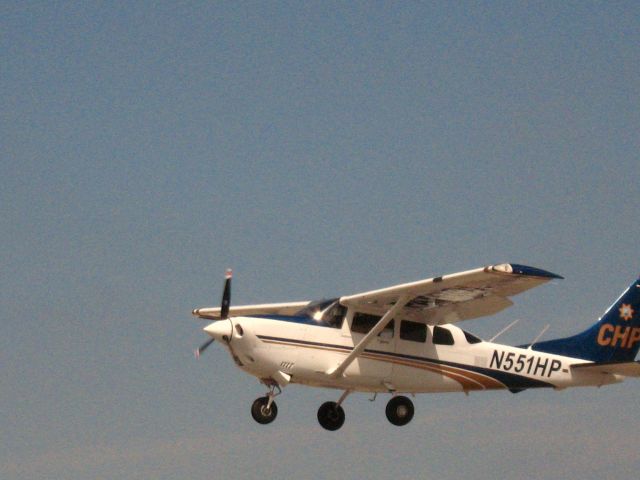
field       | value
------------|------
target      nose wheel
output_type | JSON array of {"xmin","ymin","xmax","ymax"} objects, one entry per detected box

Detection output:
[
  {"xmin": 251, "ymin": 396, "xmax": 278, "ymax": 424},
  {"xmin": 385, "ymin": 395, "xmax": 414, "ymax": 426},
  {"xmin": 250, "ymin": 383, "xmax": 281, "ymax": 425}
]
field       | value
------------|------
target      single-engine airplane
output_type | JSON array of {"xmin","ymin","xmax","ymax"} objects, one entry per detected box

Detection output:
[{"xmin": 192, "ymin": 264, "xmax": 640, "ymax": 431}]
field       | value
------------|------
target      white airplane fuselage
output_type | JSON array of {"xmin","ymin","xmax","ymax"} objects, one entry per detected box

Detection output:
[
  {"xmin": 210, "ymin": 315, "xmax": 620, "ymax": 394},
  {"xmin": 194, "ymin": 265, "xmax": 640, "ymax": 429}
]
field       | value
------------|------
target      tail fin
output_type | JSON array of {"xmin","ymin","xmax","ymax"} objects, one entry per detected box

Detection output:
[{"xmin": 532, "ymin": 276, "xmax": 640, "ymax": 362}]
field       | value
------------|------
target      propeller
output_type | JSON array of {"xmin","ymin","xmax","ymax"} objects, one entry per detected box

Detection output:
[
  {"xmin": 195, "ymin": 337, "xmax": 215, "ymax": 358},
  {"xmin": 195, "ymin": 269, "xmax": 232, "ymax": 358},
  {"xmin": 220, "ymin": 268, "xmax": 232, "ymax": 320}
]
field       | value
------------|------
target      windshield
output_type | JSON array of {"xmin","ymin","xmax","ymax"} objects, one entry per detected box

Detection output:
[
  {"xmin": 294, "ymin": 298, "xmax": 339, "ymax": 319},
  {"xmin": 294, "ymin": 298, "xmax": 345, "ymax": 328}
]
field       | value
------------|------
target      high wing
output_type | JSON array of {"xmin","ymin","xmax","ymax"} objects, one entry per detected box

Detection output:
[
  {"xmin": 340, "ymin": 263, "xmax": 563, "ymax": 326},
  {"xmin": 192, "ymin": 301, "xmax": 311, "ymax": 320},
  {"xmin": 327, "ymin": 263, "xmax": 562, "ymax": 378}
]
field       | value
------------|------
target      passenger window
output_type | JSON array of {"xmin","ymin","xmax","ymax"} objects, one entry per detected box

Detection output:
[
  {"xmin": 378, "ymin": 324, "xmax": 394, "ymax": 339},
  {"xmin": 400, "ymin": 320, "xmax": 426, "ymax": 343},
  {"xmin": 432, "ymin": 326, "xmax": 454, "ymax": 345},
  {"xmin": 463, "ymin": 330, "xmax": 482, "ymax": 344},
  {"xmin": 352, "ymin": 313, "xmax": 394, "ymax": 338}
]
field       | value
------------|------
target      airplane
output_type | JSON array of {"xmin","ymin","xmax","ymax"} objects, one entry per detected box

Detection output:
[{"xmin": 192, "ymin": 264, "xmax": 640, "ymax": 431}]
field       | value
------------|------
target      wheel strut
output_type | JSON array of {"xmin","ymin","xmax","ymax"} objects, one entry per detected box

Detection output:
[
  {"xmin": 265, "ymin": 383, "xmax": 281, "ymax": 410},
  {"xmin": 336, "ymin": 389, "xmax": 351, "ymax": 407}
]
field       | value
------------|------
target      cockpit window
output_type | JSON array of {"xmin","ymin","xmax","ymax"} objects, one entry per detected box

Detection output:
[
  {"xmin": 322, "ymin": 302, "xmax": 346, "ymax": 329},
  {"xmin": 295, "ymin": 298, "xmax": 338, "ymax": 319},
  {"xmin": 351, "ymin": 313, "xmax": 379, "ymax": 333},
  {"xmin": 293, "ymin": 298, "xmax": 344, "ymax": 328},
  {"xmin": 351, "ymin": 312, "xmax": 394, "ymax": 338}
]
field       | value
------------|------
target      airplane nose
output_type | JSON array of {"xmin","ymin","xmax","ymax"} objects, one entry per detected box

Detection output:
[{"xmin": 203, "ymin": 319, "xmax": 233, "ymax": 343}]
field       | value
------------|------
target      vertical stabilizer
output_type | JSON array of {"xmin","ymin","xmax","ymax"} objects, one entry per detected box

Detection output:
[{"xmin": 532, "ymin": 277, "xmax": 640, "ymax": 362}]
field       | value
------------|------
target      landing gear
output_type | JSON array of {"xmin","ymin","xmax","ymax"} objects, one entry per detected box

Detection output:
[
  {"xmin": 317, "ymin": 401, "xmax": 345, "ymax": 431},
  {"xmin": 251, "ymin": 396, "xmax": 278, "ymax": 424},
  {"xmin": 385, "ymin": 395, "xmax": 414, "ymax": 426},
  {"xmin": 316, "ymin": 390, "xmax": 350, "ymax": 431},
  {"xmin": 249, "ymin": 388, "xmax": 415, "ymax": 429},
  {"xmin": 251, "ymin": 382, "xmax": 281, "ymax": 425}
]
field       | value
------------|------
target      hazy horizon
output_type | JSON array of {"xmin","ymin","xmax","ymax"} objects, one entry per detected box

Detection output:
[{"xmin": 3, "ymin": 2, "xmax": 639, "ymax": 479}]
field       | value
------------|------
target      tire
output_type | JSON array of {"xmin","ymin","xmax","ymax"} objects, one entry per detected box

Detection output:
[
  {"xmin": 385, "ymin": 396, "xmax": 414, "ymax": 426},
  {"xmin": 251, "ymin": 396, "xmax": 278, "ymax": 424},
  {"xmin": 317, "ymin": 401, "xmax": 345, "ymax": 431}
]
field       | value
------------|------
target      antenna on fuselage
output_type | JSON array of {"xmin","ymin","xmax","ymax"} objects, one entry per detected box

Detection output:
[{"xmin": 489, "ymin": 319, "xmax": 520, "ymax": 342}]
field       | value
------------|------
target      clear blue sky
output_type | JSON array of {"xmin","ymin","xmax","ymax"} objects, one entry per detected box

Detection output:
[{"xmin": 2, "ymin": 2, "xmax": 639, "ymax": 479}]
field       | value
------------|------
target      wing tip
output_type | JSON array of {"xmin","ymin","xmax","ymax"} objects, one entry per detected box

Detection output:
[
  {"xmin": 492, "ymin": 263, "xmax": 564, "ymax": 280},
  {"xmin": 192, "ymin": 308, "xmax": 220, "ymax": 320}
]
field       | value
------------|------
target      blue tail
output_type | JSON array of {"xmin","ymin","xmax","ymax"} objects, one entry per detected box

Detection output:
[{"xmin": 532, "ymin": 276, "xmax": 640, "ymax": 362}]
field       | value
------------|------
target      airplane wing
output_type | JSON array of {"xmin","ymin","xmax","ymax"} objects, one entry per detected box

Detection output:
[
  {"xmin": 192, "ymin": 301, "xmax": 311, "ymax": 320},
  {"xmin": 340, "ymin": 263, "xmax": 563, "ymax": 326},
  {"xmin": 571, "ymin": 361, "xmax": 640, "ymax": 377},
  {"xmin": 327, "ymin": 263, "xmax": 562, "ymax": 379}
]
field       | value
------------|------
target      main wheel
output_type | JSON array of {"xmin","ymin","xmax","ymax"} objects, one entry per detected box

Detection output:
[
  {"xmin": 385, "ymin": 396, "xmax": 414, "ymax": 426},
  {"xmin": 317, "ymin": 401, "xmax": 345, "ymax": 431},
  {"xmin": 251, "ymin": 396, "xmax": 278, "ymax": 424}
]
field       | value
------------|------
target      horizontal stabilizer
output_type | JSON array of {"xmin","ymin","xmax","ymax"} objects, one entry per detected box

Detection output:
[{"xmin": 571, "ymin": 361, "xmax": 640, "ymax": 377}]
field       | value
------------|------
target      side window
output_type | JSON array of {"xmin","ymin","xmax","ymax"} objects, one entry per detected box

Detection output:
[
  {"xmin": 400, "ymin": 320, "xmax": 427, "ymax": 343},
  {"xmin": 432, "ymin": 326, "xmax": 454, "ymax": 345},
  {"xmin": 351, "ymin": 313, "xmax": 394, "ymax": 338},
  {"xmin": 322, "ymin": 302, "xmax": 346, "ymax": 329},
  {"xmin": 379, "ymin": 320, "xmax": 394, "ymax": 339},
  {"xmin": 463, "ymin": 330, "xmax": 482, "ymax": 344},
  {"xmin": 351, "ymin": 313, "xmax": 379, "ymax": 333}
]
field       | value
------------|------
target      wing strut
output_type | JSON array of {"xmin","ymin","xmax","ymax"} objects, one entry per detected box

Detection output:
[{"xmin": 326, "ymin": 295, "xmax": 410, "ymax": 379}]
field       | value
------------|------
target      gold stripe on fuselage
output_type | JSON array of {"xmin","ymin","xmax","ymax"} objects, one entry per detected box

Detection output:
[{"xmin": 259, "ymin": 337, "xmax": 506, "ymax": 391}]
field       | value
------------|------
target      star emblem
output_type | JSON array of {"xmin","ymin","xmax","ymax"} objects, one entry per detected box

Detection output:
[{"xmin": 619, "ymin": 303, "xmax": 634, "ymax": 321}]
